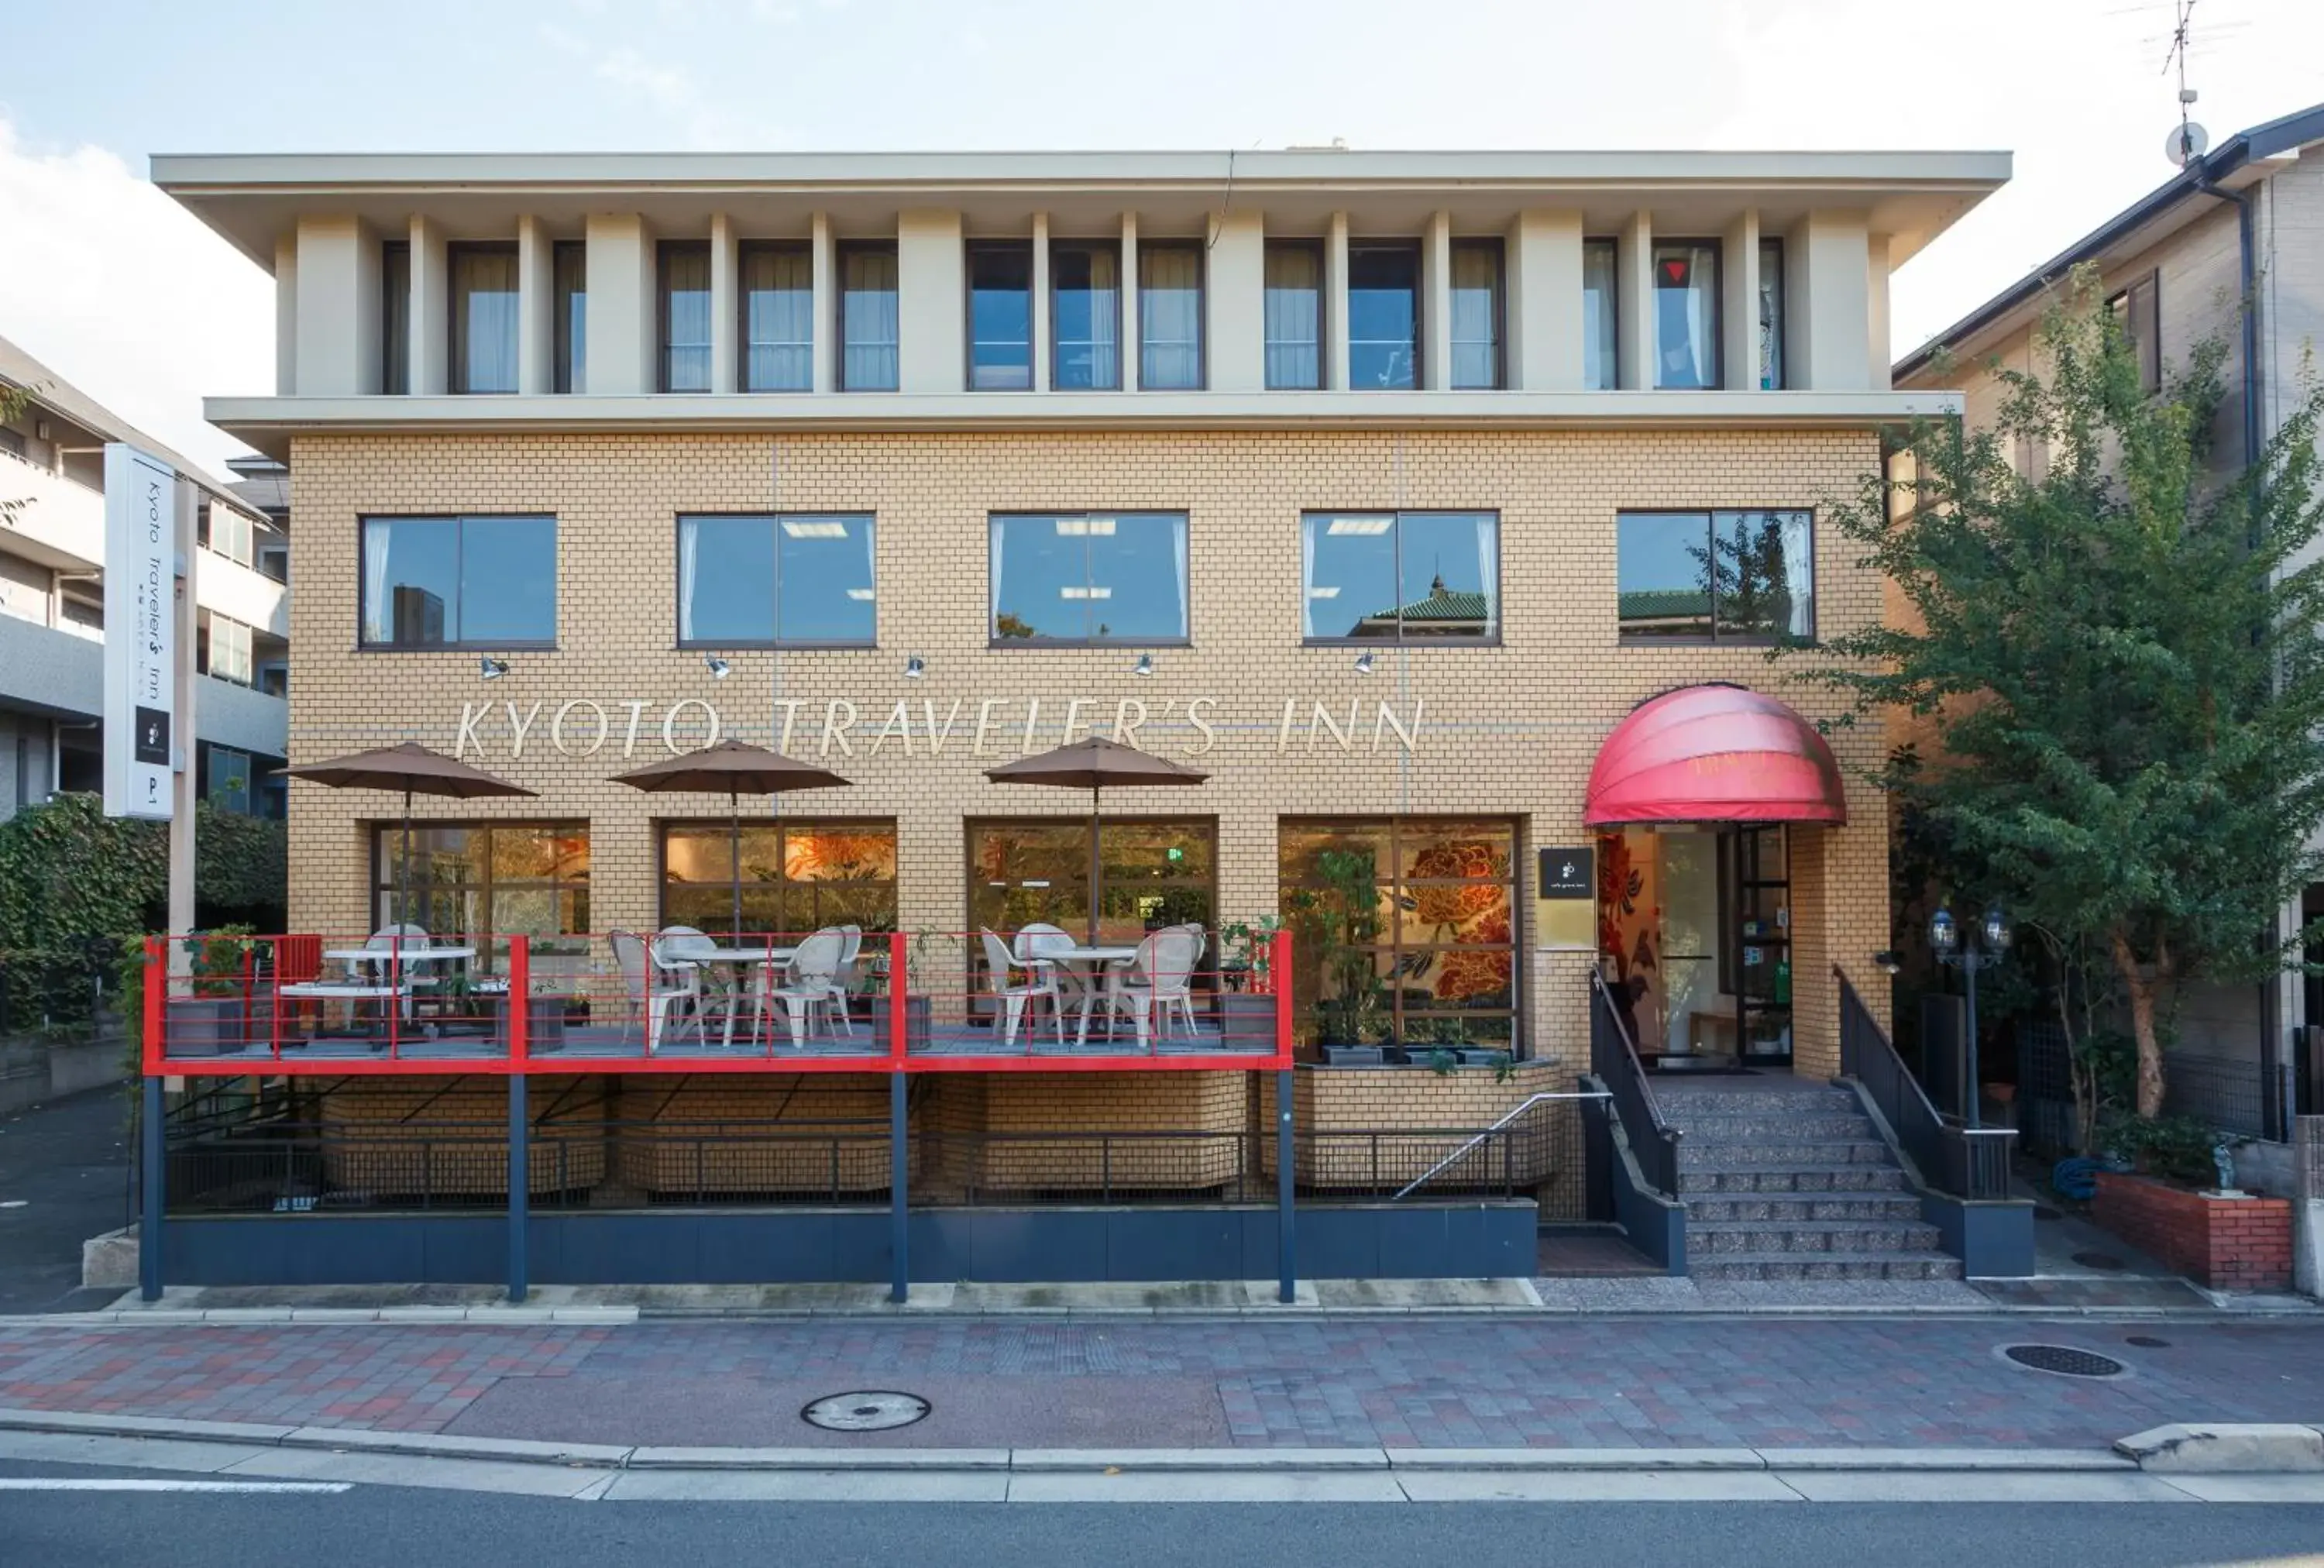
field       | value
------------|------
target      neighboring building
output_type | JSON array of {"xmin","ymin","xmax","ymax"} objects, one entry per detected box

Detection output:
[
  {"xmin": 0, "ymin": 335, "xmax": 289, "ymax": 823},
  {"xmin": 1896, "ymin": 101, "xmax": 2324, "ymax": 1131}
]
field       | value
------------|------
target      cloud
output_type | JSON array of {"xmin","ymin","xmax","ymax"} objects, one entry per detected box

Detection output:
[{"xmin": 0, "ymin": 116, "xmax": 270, "ymax": 478}]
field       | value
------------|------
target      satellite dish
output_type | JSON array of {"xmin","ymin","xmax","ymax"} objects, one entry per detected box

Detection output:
[{"xmin": 2166, "ymin": 121, "xmax": 2210, "ymax": 167}]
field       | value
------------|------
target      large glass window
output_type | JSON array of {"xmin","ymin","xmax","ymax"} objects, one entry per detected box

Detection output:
[
  {"xmin": 662, "ymin": 821, "xmax": 897, "ymax": 934},
  {"xmin": 1348, "ymin": 242, "xmax": 1420, "ymax": 389},
  {"xmin": 659, "ymin": 241, "xmax": 712, "ymax": 393},
  {"xmin": 1139, "ymin": 241, "xmax": 1203, "ymax": 390},
  {"xmin": 677, "ymin": 513, "xmax": 876, "ymax": 647},
  {"xmin": 989, "ymin": 511, "xmax": 1188, "ymax": 644},
  {"xmin": 1616, "ymin": 509, "xmax": 1813, "ymax": 642},
  {"xmin": 1653, "ymin": 240, "xmax": 1720, "ymax": 390},
  {"xmin": 1758, "ymin": 237, "xmax": 1784, "ymax": 390},
  {"xmin": 1279, "ymin": 817, "xmax": 1519, "ymax": 1053},
  {"xmin": 1301, "ymin": 511, "xmax": 1499, "ymax": 642},
  {"xmin": 1583, "ymin": 239, "xmax": 1617, "ymax": 390},
  {"xmin": 969, "ymin": 818, "xmax": 1215, "ymax": 948},
  {"xmin": 839, "ymin": 242, "xmax": 900, "ymax": 391},
  {"xmin": 552, "ymin": 240, "xmax": 586, "ymax": 394},
  {"xmin": 360, "ymin": 514, "xmax": 557, "ymax": 648},
  {"xmin": 741, "ymin": 242, "xmax": 813, "ymax": 392},
  {"xmin": 1050, "ymin": 240, "xmax": 1120, "ymax": 390},
  {"xmin": 381, "ymin": 240, "xmax": 411, "ymax": 395},
  {"xmin": 1263, "ymin": 240, "xmax": 1323, "ymax": 390},
  {"xmin": 1449, "ymin": 239, "xmax": 1504, "ymax": 390},
  {"xmin": 449, "ymin": 242, "xmax": 518, "ymax": 394},
  {"xmin": 201, "ymin": 615, "xmax": 254, "ymax": 686},
  {"xmin": 375, "ymin": 822, "xmax": 590, "ymax": 968},
  {"xmin": 967, "ymin": 241, "xmax": 1033, "ymax": 391}
]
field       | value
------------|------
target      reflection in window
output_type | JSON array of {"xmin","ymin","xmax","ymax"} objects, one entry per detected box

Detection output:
[
  {"xmin": 968, "ymin": 818, "xmax": 1215, "ymax": 950},
  {"xmin": 1583, "ymin": 239, "xmax": 1617, "ymax": 390},
  {"xmin": 1264, "ymin": 240, "xmax": 1323, "ymax": 390},
  {"xmin": 840, "ymin": 243, "xmax": 900, "ymax": 391},
  {"xmin": 967, "ymin": 241, "xmax": 1033, "ymax": 390},
  {"xmin": 1348, "ymin": 242, "xmax": 1420, "ymax": 389},
  {"xmin": 677, "ymin": 514, "xmax": 876, "ymax": 646},
  {"xmin": 1449, "ymin": 239, "xmax": 1503, "ymax": 390},
  {"xmin": 1617, "ymin": 509, "xmax": 1813, "ymax": 642},
  {"xmin": 1051, "ymin": 240, "xmax": 1120, "ymax": 390},
  {"xmin": 742, "ymin": 242, "xmax": 813, "ymax": 392},
  {"xmin": 661, "ymin": 821, "xmax": 897, "ymax": 934},
  {"xmin": 1139, "ymin": 242, "xmax": 1203, "ymax": 390},
  {"xmin": 1654, "ymin": 241, "xmax": 1719, "ymax": 389},
  {"xmin": 449, "ymin": 243, "xmax": 518, "ymax": 394},
  {"xmin": 1758, "ymin": 238, "xmax": 1784, "ymax": 390},
  {"xmin": 552, "ymin": 241, "xmax": 586, "ymax": 394},
  {"xmin": 659, "ymin": 241, "xmax": 712, "ymax": 392},
  {"xmin": 375, "ymin": 822, "xmax": 590, "ymax": 965},
  {"xmin": 1301, "ymin": 511, "xmax": 1499, "ymax": 641},
  {"xmin": 990, "ymin": 512, "xmax": 1188, "ymax": 643},
  {"xmin": 381, "ymin": 241, "xmax": 411, "ymax": 394},
  {"xmin": 360, "ymin": 515, "xmax": 557, "ymax": 648}
]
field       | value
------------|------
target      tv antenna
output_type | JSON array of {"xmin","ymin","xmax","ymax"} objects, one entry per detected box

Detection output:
[{"xmin": 2162, "ymin": 0, "xmax": 2209, "ymax": 167}]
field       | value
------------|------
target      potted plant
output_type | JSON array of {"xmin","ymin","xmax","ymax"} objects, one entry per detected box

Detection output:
[
  {"xmin": 165, "ymin": 926, "xmax": 259, "ymax": 1056},
  {"xmin": 490, "ymin": 982, "xmax": 569, "ymax": 1054},
  {"xmin": 1287, "ymin": 851, "xmax": 1389, "ymax": 1065},
  {"xmin": 871, "ymin": 927, "xmax": 940, "ymax": 1054},
  {"xmin": 1214, "ymin": 914, "xmax": 1284, "ymax": 1049}
]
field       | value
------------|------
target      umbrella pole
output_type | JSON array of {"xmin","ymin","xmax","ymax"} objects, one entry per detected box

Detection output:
[
  {"xmin": 730, "ymin": 786, "xmax": 743, "ymax": 941},
  {"xmin": 1088, "ymin": 786, "xmax": 1101, "ymax": 947},
  {"xmin": 399, "ymin": 786, "xmax": 413, "ymax": 930}
]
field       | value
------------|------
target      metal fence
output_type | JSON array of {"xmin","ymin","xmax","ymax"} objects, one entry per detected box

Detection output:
[{"xmin": 2162, "ymin": 1050, "xmax": 2271, "ymax": 1140}]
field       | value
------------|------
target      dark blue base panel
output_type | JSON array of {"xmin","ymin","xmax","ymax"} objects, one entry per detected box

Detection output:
[{"xmin": 163, "ymin": 1202, "xmax": 1538, "ymax": 1286}]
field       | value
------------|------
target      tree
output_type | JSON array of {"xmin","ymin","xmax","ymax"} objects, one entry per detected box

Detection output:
[
  {"xmin": 1800, "ymin": 268, "xmax": 2324, "ymax": 1118},
  {"xmin": 0, "ymin": 379, "xmax": 43, "ymax": 528}
]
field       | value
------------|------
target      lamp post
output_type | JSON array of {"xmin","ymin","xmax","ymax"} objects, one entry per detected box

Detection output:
[{"xmin": 1929, "ymin": 904, "xmax": 2010, "ymax": 1128}]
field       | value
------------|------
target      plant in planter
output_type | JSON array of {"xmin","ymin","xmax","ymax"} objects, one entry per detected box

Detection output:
[
  {"xmin": 163, "ymin": 925, "xmax": 260, "ymax": 1056},
  {"xmin": 1285, "ymin": 850, "xmax": 1387, "ymax": 1063},
  {"xmin": 1219, "ymin": 913, "xmax": 1284, "ymax": 993},
  {"xmin": 871, "ymin": 928, "xmax": 945, "ymax": 1053}
]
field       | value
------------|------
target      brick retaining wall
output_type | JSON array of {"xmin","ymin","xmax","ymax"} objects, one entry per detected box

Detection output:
[{"xmin": 2092, "ymin": 1170, "xmax": 2292, "ymax": 1291}]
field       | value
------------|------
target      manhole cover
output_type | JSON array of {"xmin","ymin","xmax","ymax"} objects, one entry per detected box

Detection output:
[
  {"xmin": 2001, "ymin": 1344, "xmax": 2128, "ymax": 1378},
  {"xmin": 2032, "ymin": 1205, "xmax": 2062, "ymax": 1222},
  {"xmin": 2126, "ymin": 1335, "xmax": 2171, "ymax": 1349},
  {"xmin": 801, "ymin": 1391, "xmax": 931, "ymax": 1432},
  {"xmin": 2071, "ymin": 1250, "xmax": 2127, "ymax": 1271}
]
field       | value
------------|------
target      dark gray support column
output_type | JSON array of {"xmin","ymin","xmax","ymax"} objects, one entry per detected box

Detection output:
[
  {"xmin": 507, "ymin": 1072, "xmax": 528, "ymax": 1303},
  {"xmin": 889, "ymin": 1073, "xmax": 909, "ymax": 1303},
  {"xmin": 1276, "ymin": 1068, "xmax": 1295, "ymax": 1303},
  {"xmin": 139, "ymin": 1076, "xmax": 163, "ymax": 1302}
]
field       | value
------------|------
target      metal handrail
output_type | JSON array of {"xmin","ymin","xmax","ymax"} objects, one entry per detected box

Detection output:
[
  {"xmin": 1589, "ymin": 969, "xmax": 1683, "ymax": 1196},
  {"xmin": 1835, "ymin": 966, "xmax": 2015, "ymax": 1201},
  {"xmin": 1391, "ymin": 1090, "xmax": 1609, "ymax": 1201}
]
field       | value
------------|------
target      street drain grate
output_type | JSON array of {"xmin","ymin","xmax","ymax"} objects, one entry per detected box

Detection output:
[
  {"xmin": 2126, "ymin": 1335, "xmax": 2171, "ymax": 1349},
  {"xmin": 802, "ymin": 1391, "xmax": 932, "ymax": 1432},
  {"xmin": 2071, "ymin": 1250, "xmax": 2128, "ymax": 1271},
  {"xmin": 2001, "ymin": 1344, "xmax": 2128, "ymax": 1379}
]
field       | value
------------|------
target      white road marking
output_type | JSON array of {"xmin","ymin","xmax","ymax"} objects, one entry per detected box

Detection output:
[{"xmin": 0, "ymin": 1478, "xmax": 349, "ymax": 1493}]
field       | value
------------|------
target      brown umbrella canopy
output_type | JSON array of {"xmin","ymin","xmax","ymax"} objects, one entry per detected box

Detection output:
[
  {"xmin": 985, "ymin": 737, "xmax": 1209, "ymax": 943},
  {"xmin": 277, "ymin": 744, "xmax": 536, "ymax": 929},
  {"xmin": 611, "ymin": 741, "xmax": 853, "ymax": 937}
]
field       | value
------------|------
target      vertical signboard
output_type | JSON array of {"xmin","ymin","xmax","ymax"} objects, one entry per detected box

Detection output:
[{"xmin": 103, "ymin": 443, "xmax": 177, "ymax": 820}]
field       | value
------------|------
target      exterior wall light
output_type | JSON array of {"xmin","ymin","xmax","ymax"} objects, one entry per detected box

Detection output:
[
  {"xmin": 478, "ymin": 656, "xmax": 510, "ymax": 681},
  {"xmin": 1873, "ymin": 950, "xmax": 1903, "ymax": 976},
  {"xmin": 703, "ymin": 655, "xmax": 731, "ymax": 679},
  {"xmin": 903, "ymin": 655, "xmax": 926, "ymax": 679},
  {"xmin": 1132, "ymin": 653, "xmax": 1154, "ymax": 676},
  {"xmin": 1353, "ymin": 653, "xmax": 1376, "ymax": 676},
  {"xmin": 1929, "ymin": 902, "xmax": 2009, "ymax": 1129}
]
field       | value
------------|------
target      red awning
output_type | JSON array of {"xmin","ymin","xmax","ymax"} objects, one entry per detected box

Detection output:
[{"xmin": 1583, "ymin": 685, "xmax": 1847, "ymax": 827}]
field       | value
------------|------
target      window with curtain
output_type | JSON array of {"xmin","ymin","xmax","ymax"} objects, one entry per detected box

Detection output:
[
  {"xmin": 1653, "ymin": 241, "xmax": 1720, "ymax": 390},
  {"xmin": 967, "ymin": 241, "xmax": 1033, "ymax": 390},
  {"xmin": 662, "ymin": 821, "xmax": 898, "ymax": 934},
  {"xmin": 677, "ymin": 513, "xmax": 876, "ymax": 647},
  {"xmin": 376, "ymin": 823, "xmax": 590, "ymax": 965},
  {"xmin": 1050, "ymin": 240, "xmax": 1120, "ymax": 390},
  {"xmin": 659, "ymin": 242, "xmax": 712, "ymax": 392},
  {"xmin": 1301, "ymin": 511, "xmax": 1499, "ymax": 642},
  {"xmin": 202, "ymin": 616, "xmax": 254, "ymax": 685},
  {"xmin": 381, "ymin": 241, "xmax": 411, "ymax": 394},
  {"xmin": 1139, "ymin": 242, "xmax": 1203, "ymax": 390},
  {"xmin": 840, "ymin": 243, "xmax": 899, "ymax": 391},
  {"xmin": 1264, "ymin": 240, "xmax": 1323, "ymax": 390},
  {"xmin": 553, "ymin": 240, "xmax": 586, "ymax": 394},
  {"xmin": 1758, "ymin": 237, "xmax": 1784, "ymax": 390},
  {"xmin": 740, "ymin": 242, "xmax": 813, "ymax": 392},
  {"xmin": 449, "ymin": 242, "xmax": 519, "ymax": 394},
  {"xmin": 359, "ymin": 514, "xmax": 557, "ymax": 648},
  {"xmin": 1348, "ymin": 242, "xmax": 1421, "ymax": 389},
  {"xmin": 1583, "ymin": 239, "xmax": 1617, "ymax": 390},
  {"xmin": 989, "ymin": 511, "xmax": 1188, "ymax": 643},
  {"xmin": 1449, "ymin": 239, "xmax": 1503, "ymax": 390},
  {"xmin": 1617, "ymin": 509, "xmax": 1813, "ymax": 642}
]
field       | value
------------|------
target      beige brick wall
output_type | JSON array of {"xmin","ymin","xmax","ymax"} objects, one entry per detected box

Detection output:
[{"xmin": 286, "ymin": 426, "xmax": 1893, "ymax": 1092}]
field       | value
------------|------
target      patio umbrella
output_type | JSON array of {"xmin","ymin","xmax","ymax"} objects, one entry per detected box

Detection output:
[
  {"xmin": 277, "ymin": 742, "xmax": 537, "ymax": 930},
  {"xmin": 984, "ymin": 735, "xmax": 1209, "ymax": 945},
  {"xmin": 610, "ymin": 740, "xmax": 852, "ymax": 939}
]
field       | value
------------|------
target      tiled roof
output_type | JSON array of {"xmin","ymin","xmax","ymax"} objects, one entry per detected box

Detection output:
[{"xmin": 1618, "ymin": 588, "xmax": 1712, "ymax": 621}]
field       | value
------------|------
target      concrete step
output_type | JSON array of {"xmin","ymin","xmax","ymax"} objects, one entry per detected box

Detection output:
[
  {"xmin": 1676, "ymin": 1164, "xmax": 1911, "ymax": 1194},
  {"xmin": 1687, "ymin": 1251, "xmax": 1966, "ymax": 1282},
  {"xmin": 1690, "ymin": 1219, "xmax": 1946, "ymax": 1255},
  {"xmin": 1684, "ymin": 1193, "xmax": 1924, "ymax": 1223},
  {"xmin": 1649, "ymin": 1088, "xmax": 1860, "ymax": 1116},
  {"xmin": 1678, "ymin": 1138, "xmax": 1896, "ymax": 1169},
  {"xmin": 1660, "ymin": 1112, "xmax": 1878, "ymax": 1142}
]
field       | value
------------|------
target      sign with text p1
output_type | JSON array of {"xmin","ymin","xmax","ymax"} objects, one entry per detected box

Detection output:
[{"xmin": 102, "ymin": 444, "xmax": 176, "ymax": 820}]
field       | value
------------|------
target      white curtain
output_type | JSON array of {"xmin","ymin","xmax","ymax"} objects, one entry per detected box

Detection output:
[
  {"xmin": 1449, "ymin": 245, "xmax": 1500, "ymax": 390},
  {"xmin": 988, "ymin": 518, "xmax": 1006, "ymax": 632},
  {"xmin": 1299, "ymin": 515, "xmax": 1321, "ymax": 638},
  {"xmin": 744, "ymin": 246, "xmax": 813, "ymax": 391},
  {"xmin": 1779, "ymin": 511, "xmax": 1814, "ymax": 638},
  {"xmin": 455, "ymin": 248, "xmax": 519, "ymax": 394},
  {"xmin": 1140, "ymin": 246, "xmax": 1202, "ymax": 390},
  {"xmin": 1170, "ymin": 514, "xmax": 1190, "ymax": 630},
  {"xmin": 678, "ymin": 518, "xmax": 701, "ymax": 642},
  {"xmin": 362, "ymin": 522, "xmax": 391, "ymax": 643},
  {"xmin": 1475, "ymin": 516, "xmax": 1500, "ymax": 638},
  {"xmin": 663, "ymin": 246, "xmax": 712, "ymax": 392},
  {"xmin": 1264, "ymin": 246, "xmax": 1321, "ymax": 389},
  {"xmin": 843, "ymin": 249, "xmax": 899, "ymax": 390}
]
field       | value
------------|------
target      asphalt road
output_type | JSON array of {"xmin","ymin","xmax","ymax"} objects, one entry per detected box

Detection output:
[{"xmin": 0, "ymin": 1086, "xmax": 132, "ymax": 1314}]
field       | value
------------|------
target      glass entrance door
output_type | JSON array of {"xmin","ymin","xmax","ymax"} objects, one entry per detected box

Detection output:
[{"xmin": 1725, "ymin": 825, "xmax": 1793, "ymax": 1064}]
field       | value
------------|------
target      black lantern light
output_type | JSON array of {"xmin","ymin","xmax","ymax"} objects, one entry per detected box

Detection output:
[{"xmin": 1929, "ymin": 900, "xmax": 2009, "ymax": 1129}]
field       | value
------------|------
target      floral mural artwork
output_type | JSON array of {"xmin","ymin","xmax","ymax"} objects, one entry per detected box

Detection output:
[
  {"xmin": 1434, "ymin": 910, "xmax": 1513, "ymax": 1001},
  {"xmin": 1597, "ymin": 831, "xmax": 1645, "ymax": 977},
  {"xmin": 1407, "ymin": 837, "xmax": 1509, "ymax": 926}
]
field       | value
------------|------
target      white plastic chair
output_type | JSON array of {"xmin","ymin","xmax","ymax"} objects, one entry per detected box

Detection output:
[
  {"xmin": 645, "ymin": 926, "xmax": 716, "ymax": 1052},
  {"xmin": 361, "ymin": 923, "xmax": 431, "ymax": 1021},
  {"xmin": 820, "ymin": 925, "xmax": 864, "ymax": 1038},
  {"xmin": 768, "ymin": 928, "xmax": 848, "ymax": 1048},
  {"xmin": 1113, "ymin": 927, "xmax": 1202, "ymax": 1049},
  {"xmin": 1012, "ymin": 922, "xmax": 1079, "ymax": 1038},
  {"xmin": 981, "ymin": 929, "xmax": 1063, "ymax": 1049}
]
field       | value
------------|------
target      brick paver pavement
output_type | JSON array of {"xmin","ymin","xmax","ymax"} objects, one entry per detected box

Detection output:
[{"xmin": 2, "ymin": 1317, "xmax": 2319, "ymax": 1449}]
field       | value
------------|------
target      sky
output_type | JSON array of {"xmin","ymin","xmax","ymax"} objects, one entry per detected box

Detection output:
[{"xmin": 1, "ymin": 0, "xmax": 2319, "ymax": 477}]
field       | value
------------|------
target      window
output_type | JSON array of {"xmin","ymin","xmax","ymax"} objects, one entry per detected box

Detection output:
[
  {"xmin": 839, "ymin": 242, "xmax": 899, "ymax": 391},
  {"xmin": 1583, "ymin": 239, "xmax": 1618, "ymax": 390},
  {"xmin": 970, "ymin": 819, "xmax": 1214, "ymax": 949},
  {"xmin": 381, "ymin": 240, "xmax": 410, "ymax": 394},
  {"xmin": 1653, "ymin": 241, "xmax": 1720, "ymax": 389},
  {"xmin": 659, "ymin": 241, "xmax": 712, "ymax": 393},
  {"xmin": 258, "ymin": 660, "xmax": 288, "ymax": 698},
  {"xmin": 360, "ymin": 514, "xmax": 557, "ymax": 648},
  {"xmin": 1617, "ymin": 509, "xmax": 1813, "ymax": 642},
  {"xmin": 259, "ymin": 542, "xmax": 289, "ymax": 585},
  {"xmin": 553, "ymin": 240, "xmax": 586, "ymax": 394},
  {"xmin": 1449, "ymin": 239, "xmax": 1504, "ymax": 390},
  {"xmin": 966, "ymin": 241, "xmax": 1033, "ymax": 391},
  {"xmin": 1264, "ymin": 240, "xmax": 1323, "ymax": 390},
  {"xmin": 206, "ymin": 505, "xmax": 253, "ymax": 568},
  {"xmin": 375, "ymin": 822, "xmax": 590, "ymax": 967},
  {"xmin": 1139, "ymin": 242, "xmax": 1203, "ymax": 390},
  {"xmin": 1279, "ymin": 817, "xmax": 1520, "ymax": 1052},
  {"xmin": 663, "ymin": 821, "xmax": 898, "ymax": 934},
  {"xmin": 677, "ymin": 513, "xmax": 876, "ymax": 647},
  {"xmin": 741, "ymin": 242, "xmax": 813, "ymax": 392},
  {"xmin": 1348, "ymin": 242, "xmax": 1420, "ymax": 389},
  {"xmin": 2109, "ymin": 272, "xmax": 2161, "ymax": 395},
  {"xmin": 202, "ymin": 615, "xmax": 253, "ymax": 686},
  {"xmin": 205, "ymin": 744, "xmax": 253, "ymax": 815},
  {"xmin": 989, "ymin": 511, "xmax": 1188, "ymax": 644},
  {"xmin": 448, "ymin": 242, "xmax": 518, "ymax": 394},
  {"xmin": 1301, "ymin": 511, "xmax": 1499, "ymax": 642},
  {"xmin": 1051, "ymin": 240, "xmax": 1120, "ymax": 390},
  {"xmin": 1758, "ymin": 238, "xmax": 1784, "ymax": 390}
]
